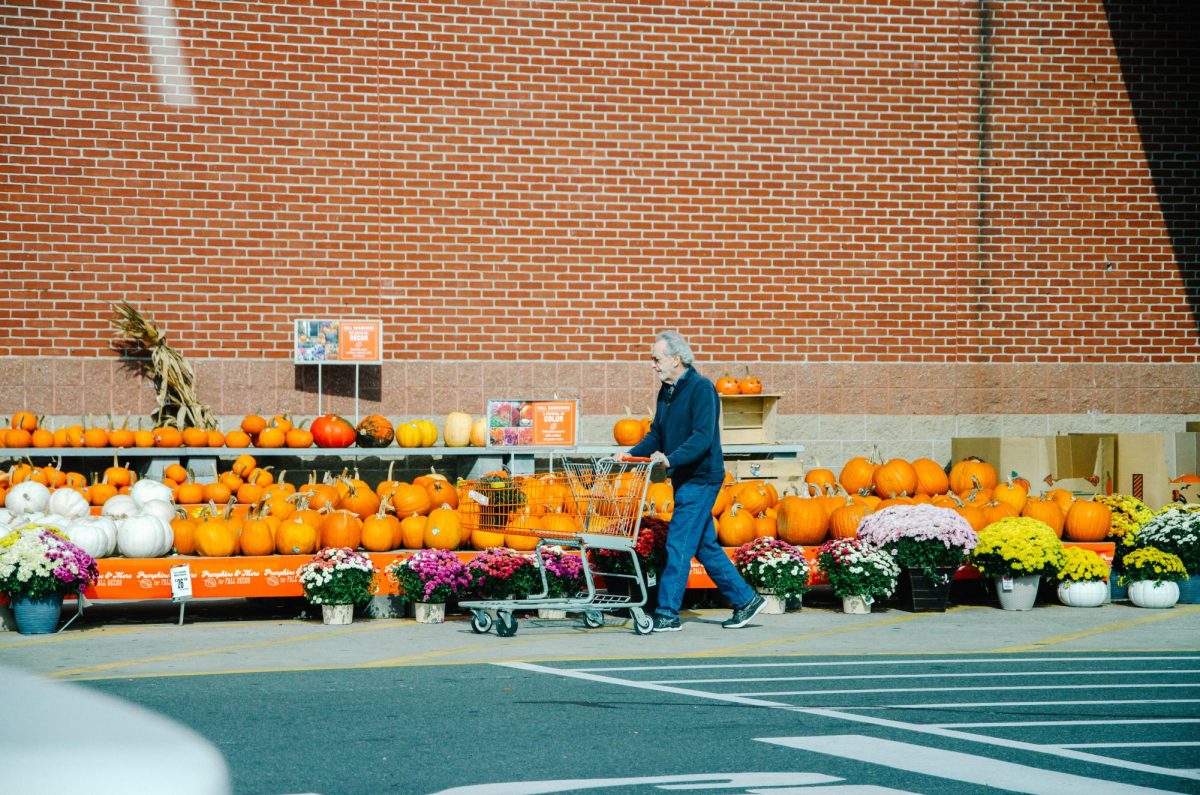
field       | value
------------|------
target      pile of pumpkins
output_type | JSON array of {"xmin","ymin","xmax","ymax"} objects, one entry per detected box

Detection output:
[
  {"xmin": 0, "ymin": 411, "xmax": 491, "ymax": 450},
  {"xmin": 706, "ymin": 455, "xmax": 1115, "ymax": 548},
  {"xmin": 0, "ymin": 476, "xmax": 176, "ymax": 560}
]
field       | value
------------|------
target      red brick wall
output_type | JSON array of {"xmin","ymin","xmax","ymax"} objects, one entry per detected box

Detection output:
[{"xmin": 2, "ymin": 2, "xmax": 1197, "ymax": 411}]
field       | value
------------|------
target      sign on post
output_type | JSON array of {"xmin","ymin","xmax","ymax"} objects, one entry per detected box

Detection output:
[
  {"xmin": 293, "ymin": 319, "xmax": 382, "ymax": 365},
  {"xmin": 484, "ymin": 399, "xmax": 578, "ymax": 447}
]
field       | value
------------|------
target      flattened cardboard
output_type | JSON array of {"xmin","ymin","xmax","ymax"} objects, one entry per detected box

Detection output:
[{"xmin": 949, "ymin": 435, "xmax": 1114, "ymax": 497}]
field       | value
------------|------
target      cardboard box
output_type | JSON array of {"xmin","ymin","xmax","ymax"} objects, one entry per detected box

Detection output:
[
  {"xmin": 949, "ymin": 435, "xmax": 1114, "ymax": 497},
  {"xmin": 719, "ymin": 394, "xmax": 780, "ymax": 445},
  {"xmin": 1175, "ymin": 432, "xmax": 1200, "ymax": 478},
  {"xmin": 1070, "ymin": 433, "xmax": 1168, "ymax": 509}
]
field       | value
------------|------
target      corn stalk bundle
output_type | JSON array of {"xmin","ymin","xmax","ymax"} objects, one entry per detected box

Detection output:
[{"xmin": 111, "ymin": 301, "xmax": 218, "ymax": 430}]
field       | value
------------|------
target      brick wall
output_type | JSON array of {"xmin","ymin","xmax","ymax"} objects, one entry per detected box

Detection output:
[{"xmin": 2, "ymin": 1, "xmax": 1197, "ymax": 419}]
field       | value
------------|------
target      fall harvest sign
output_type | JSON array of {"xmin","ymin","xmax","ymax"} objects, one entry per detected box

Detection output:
[
  {"xmin": 485, "ymin": 398, "xmax": 578, "ymax": 447},
  {"xmin": 294, "ymin": 319, "xmax": 382, "ymax": 364}
]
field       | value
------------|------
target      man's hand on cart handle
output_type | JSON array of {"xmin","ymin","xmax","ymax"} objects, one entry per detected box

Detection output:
[{"xmin": 648, "ymin": 451, "xmax": 669, "ymax": 467}]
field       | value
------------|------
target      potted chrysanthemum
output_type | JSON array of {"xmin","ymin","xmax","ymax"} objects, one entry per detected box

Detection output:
[
  {"xmin": 1132, "ymin": 506, "xmax": 1200, "ymax": 604},
  {"xmin": 1119, "ymin": 547, "xmax": 1188, "ymax": 609},
  {"xmin": 0, "ymin": 524, "xmax": 99, "ymax": 634},
  {"xmin": 1093, "ymin": 494, "xmax": 1155, "ymax": 599},
  {"xmin": 389, "ymin": 548, "xmax": 471, "ymax": 623},
  {"xmin": 854, "ymin": 504, "xmax": 978, "ymax": 612},
  {"xmin": 297, "ymin": 547, "xmax": 377, "ymax": 625},
  {"xmin": 732, "ymin": 536, "xmax": 811, "ymax": 613},
  {"xmin": 1055, "ymin": 546, "xmax": 1111, "ymax": 608},
  {"xmin": 817, "ymin": 537, "xmax": 900, "ymax": 614},
  {"xmin": 465, "ymin": 547, "xmax": 540, "ymax": 600},
  {"xmin": 970, "ymin": 517, "xmax": 1066, "ymax": 611},
  {"xmin": 536, "ymin": 545, "xmax": 585, "ymax": 618}
]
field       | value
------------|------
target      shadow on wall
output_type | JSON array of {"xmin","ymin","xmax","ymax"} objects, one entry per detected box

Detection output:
[
  {"xmin": 294, "ymin": 364, "xmax": 382, "ymax": 402},
  {"xmin": 1104, "ymin": 0, "xmax": 1200, "ymax": 331}
]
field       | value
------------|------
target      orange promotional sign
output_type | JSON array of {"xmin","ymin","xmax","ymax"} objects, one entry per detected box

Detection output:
[
  {"xmin": 294, "ymin": 319, "xmax": 382, "ymax": 364},
  {"xmin": 485, "ymin": 398, "xmax": 579, "ymax": 447}
]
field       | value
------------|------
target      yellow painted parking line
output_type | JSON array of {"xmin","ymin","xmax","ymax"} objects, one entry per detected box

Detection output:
[
  {"xmin": 0, "ymin": 624, "xmax": 154, "ymax": 650},
  {"xmin": 994, "ymin": 603, "xmax": 1200, "ymax": 653},
  {"xmin": 49, "ymin": 620, "xmax": 401, "ymax": 678}
]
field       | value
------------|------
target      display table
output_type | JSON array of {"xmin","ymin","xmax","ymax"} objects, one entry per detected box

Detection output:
[
  {"xmin": 0, "ymin": 443, "xmax": 805, "ymax": 480},
  {"xmin": 28, "ymin": 541, "xmax": 1115, "ymax": 600}
]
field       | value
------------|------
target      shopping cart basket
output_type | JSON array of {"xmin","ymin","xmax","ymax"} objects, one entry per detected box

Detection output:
[{"xmin": 456, "ymin": 456, "xmax": 657, "ymax": 636}]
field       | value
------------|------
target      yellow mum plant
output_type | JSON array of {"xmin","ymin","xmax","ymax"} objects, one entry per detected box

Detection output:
[
  {"xmin": 971, "ymin": 517, "xmax": 1066, "ymax": 578},
  {"xmin": 1094, "ymin": 494, "xmax": 1154, "ymax": 558},
  {"xmin": 1056, "ymin": 546, "xmax": 1111, "ymax": 583},
  {"xmin": 1119, "ymin": 547, "xmax": 1188, "ymax": 586}
]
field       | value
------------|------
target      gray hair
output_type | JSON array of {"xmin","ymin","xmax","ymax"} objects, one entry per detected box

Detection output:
[{"xmin": 655, "ymin": 330, "xmax": 695, "ymax": 366}]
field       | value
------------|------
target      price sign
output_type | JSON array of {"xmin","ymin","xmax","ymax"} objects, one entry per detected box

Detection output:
[
  {"xmin": 170, "ymin": 564, "xmax": 193, "ymax": 600},
  {"xmin": 294, "ymin": 319, "xmax": 382, "ymax": 364},
  {"xmin": 484, "ymin": 398, "xmax": 578, "ymax": 447}
]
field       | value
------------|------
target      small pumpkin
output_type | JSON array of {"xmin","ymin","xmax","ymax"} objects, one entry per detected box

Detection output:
[
  {"xmin": 737, "ymin": 376, "xmax": 763, "ymax": 395},
  {"xmin": 443, "ymin": 412, "xmax": 474, "ymax": 448},
  {"xmin": 715, "ymin": 375, "xmax": 740, "ymax": 395},
  {"xmin": 424, "ymin": 504, "xmax": 462, "ymax": 550},
  {"xmin": 310, "ymin": 414, "xmax": 356, "ymax": 448}
]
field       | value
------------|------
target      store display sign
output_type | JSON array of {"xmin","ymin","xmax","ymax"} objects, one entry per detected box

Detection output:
[
  {"xmin": 484, "ymin": 398, "xmax": 578, "ymax": 447},
  {"xmin": 294, "ymin": 319, "xmax": 382, "ymax": 364},
  {"xmin": 169, "ymin": 564, "xmax": 193, "ymax": 600}
]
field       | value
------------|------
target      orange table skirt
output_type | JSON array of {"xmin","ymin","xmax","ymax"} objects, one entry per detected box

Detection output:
[{"xmin": 16, "ymin": 541, "xmax": 1113, "ymax": 602}]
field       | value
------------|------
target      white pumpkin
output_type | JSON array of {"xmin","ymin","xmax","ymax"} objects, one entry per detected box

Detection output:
[
  {"xmin": 139, "ymin": 498, "xmax": 176, "ymax": 524},
  {"xmin": 443, "ymin": 411, "xmax": 474, "ymax": 448},
  {"xmin": 48, "ymin": 487, "xmax": 91, "ymax": 520},
  {"xmin": 66, "ymin": 517, "xmax": 116, "ymax": 559},
  {"xmin": 130, "ymin": 479, "xmax": 174, "ymax": 507},
  {"xmin": 116, "ymin": 514, "xmax": 173, "ymax": 558},
  {"xmin": 6, "ymin": 481, "xmax": 50, "ymax": 513},
  {"xmin": 102, "ymin": 494, "xmax": 141, "ymax": 521}
]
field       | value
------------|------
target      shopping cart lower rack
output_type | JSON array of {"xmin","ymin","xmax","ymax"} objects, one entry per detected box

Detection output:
[{"xmin": 456, "ymin": 456, "xmax": 657, "ymax": 636}]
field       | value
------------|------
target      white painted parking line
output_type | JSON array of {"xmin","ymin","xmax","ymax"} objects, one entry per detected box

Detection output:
[
  {"xmin": 573, "ymin": 655, "xmax": 1200, "ymax": 673},
  {"xmin": 1056, "ymin": 742, "xmax": 1200, "ymax": 749},
  {"xmin": 937, "ymin": 718, "xmax": 1200, "ymax": 728},
  {"xmin": 430, "ymin": 771, "xmax": 847, "ymax": 794},
  {"xmin": 733, "ymin": 683, "xmax": 1199, "ymax": 697},
  {"xmin": 502, "ymin": 662, "xmax": 1200, "ymax": 783},
  {"xmin": 762, "ymin": 735, "xmax": 1179, "ymax": 795},
  {"xmin": 654, "ymin": 668, "xmax": 1199, "ymax": 684},
  {"xmin": 872, "ymin": 698, "xmax": 1200, "ymax": 710}
]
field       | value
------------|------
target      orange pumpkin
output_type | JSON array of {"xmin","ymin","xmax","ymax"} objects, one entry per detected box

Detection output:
[
  {"xmin": 613, "ymin": 416, "xmax": 647, "ymax": 446},
  {"xmin": 1064, "ymin": 499, "xmax": 1112, "ymax": 542},
  {"xmin": 872, "ymin": 458, "xmax": 918, "ymax": 499},
  {"xmin": 1021, "ymin": 497, "xmax": 1065, "ymax": 538},
  {"xmin": 320, "ymin": 509, "xmax": 364, "ymax": 550},
  {"xmin": 400, "ymin": 514, "xmax": 428, "ymax": 549},
  {"xmin": 717, "ymin": 503, "xmax": 756, "ymax": 547},
  {"xmin": 737, "ymin": 376, "xmax": 763, "ymax": 395},
  {"xmin": 804, "ymin": 468, "xmax": 839, "ymax": 494},
  {"xmin": 424, "ymin": 504, "xmax": 462, "ymax": 550},
  {"xmin": 828, "ymin": 501, "xmax": 871, "ymax": 538},
  {"xmin": 194, "ymin": 518, "xmax": 239, "ymax": 557},
  {"xmin": 715, "ymin": 375, "xmax": 740, "ymax": 395},
  {"xmin": 774, "ymin": 494, "xmax": 829, "ymax": 546},
  {"xmin": 991, "ymin": 479, "xmax": 1029, "ymax": 514},
  {"xmin": 948, "ymin": 457, "xmax": 998, "ymax": 494},
  {"xmin": 275, "ymin": 519, "xmax": 319, "ymax": 555},
  {"xmin": 391, "ymin": 483, "xmax": 433, "ymax": 517},
  {"xmin": 911, "ymin": 458, "xmax": 950, "ymax": 496},
  {"xmin": 361, "ymin": 504, "xmax": 401, "ymax": 552},
  {"xmin": 239, "ymin": 517, "xmax": 277, "ymax": 556},
  {"xmin": 839, "ymin": 456, "xmax": 879, "ymax": 495}
]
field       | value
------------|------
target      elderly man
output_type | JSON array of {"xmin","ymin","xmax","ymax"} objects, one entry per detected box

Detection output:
[{"xmin": 621, "ymin": 330, "xmax": 765, "ymax": 632}]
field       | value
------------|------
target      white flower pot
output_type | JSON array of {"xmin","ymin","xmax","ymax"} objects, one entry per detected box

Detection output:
[
  {"xmin": 321, "ymin": 603, "xmax": 354, "ymax": 625},
  {"xmin": 1128, "ymin": 580, "xmax": 1180, "ymax": 609},
  {"xmin": 842, "ymin": 595, "xmax": 873, "ymax": 615},
  {"xmin": 759, "ymin": 592, "xmax": 787, "ymax": 615},
  {"xmin": 414, "ymin": 601, "xmax": 446, "ymax": 624},
  {"xmin": 995, "ymin": 574, "xmax": 1040, "ymax": 611},
  {"xmin": 1057, "ymin": 580, "xmax": 1107, "ymax": 608}
]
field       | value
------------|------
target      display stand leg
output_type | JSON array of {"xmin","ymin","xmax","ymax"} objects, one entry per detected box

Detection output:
[
  {"xmin": 354, "ymin": 364, "xmax": 360, "ymax": 424},
  {"xmin": 174, "ymin": 597, "xmax": 188, "ymax": 626},
  {"xmin": 317, "ymin": 363, "xmax": 323, "ymax": 416},
  {"xmin": 57, "ymin": 594, "xmax": 86, "ymax": 633}
]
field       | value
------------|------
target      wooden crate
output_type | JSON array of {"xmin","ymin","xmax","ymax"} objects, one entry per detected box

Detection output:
[
  {"xmin": 718, "ymin": 393, "xmax": 781, "ymax": 445},
  {"xmin": 730, "ymin": 459, "xmax": 804, "ymax": 492}
]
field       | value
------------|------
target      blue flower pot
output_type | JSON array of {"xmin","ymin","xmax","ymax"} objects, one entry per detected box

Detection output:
[
  {"xmin": 1177, "ymin": 574, "xmax": 1200, "ymax": 605},
  {"xmin": 1109, "ymin": 578, "xmax": 1129, "ymax": 602},
  {"xmin": 11, "ymin": 593, "xmax": 64, "ymax": 635}
]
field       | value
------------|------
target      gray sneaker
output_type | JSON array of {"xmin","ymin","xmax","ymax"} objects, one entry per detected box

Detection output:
[
  {"xmin": 651, "ymin": 614, "xmax": 681, "ymax": 632},
  {"xmin": 722, "ymin": 594, "xmax": 766, "ymax": 628}
]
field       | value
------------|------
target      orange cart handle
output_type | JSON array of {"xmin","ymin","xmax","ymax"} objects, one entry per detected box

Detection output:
[{"xmin": 619, "ymin": 455, "xmax": 652, "ymax": 462}]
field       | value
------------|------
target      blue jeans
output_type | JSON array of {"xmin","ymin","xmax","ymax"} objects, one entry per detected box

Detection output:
[{"xmin": 655, "ymin": 480, "xmax": 756, "ymax": 619}]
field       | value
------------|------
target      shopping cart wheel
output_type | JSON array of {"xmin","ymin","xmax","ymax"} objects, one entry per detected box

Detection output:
[
  {"xmin": 495, "ymin": 611, "xmax": 518, "ymax": 637},
  {"xmin": 582, "ymin": 610, "xmax": 604, "ymax": 629},
  {"xmin": 470, "ymin": 610, "xmax": 493, "ymax": 634},
  {"xmin": 631, "ymin": 609, "xmax": 654, "ymax": 636}
]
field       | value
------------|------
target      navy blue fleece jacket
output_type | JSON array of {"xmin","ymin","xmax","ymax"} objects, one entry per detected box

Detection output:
[{"xmin": 628, "ymin": 367, "xmax": 724, "ymax": 485}]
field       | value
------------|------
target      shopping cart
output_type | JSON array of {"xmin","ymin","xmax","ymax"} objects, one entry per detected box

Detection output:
[{"xmin": 456, "ymin": 456, "xmax": 657, "ymax": 636}]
